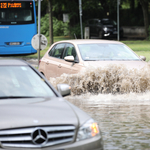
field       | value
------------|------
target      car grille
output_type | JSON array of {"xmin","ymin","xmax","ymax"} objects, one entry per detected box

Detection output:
[{"xmin": 0, "ymin": 125, "xmax": 76, "ymax": 148}]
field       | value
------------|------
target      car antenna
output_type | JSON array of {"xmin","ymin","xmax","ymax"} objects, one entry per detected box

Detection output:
[{"xmin": 74, "ymin": 33, "xmax": 77, "ymax": 39}]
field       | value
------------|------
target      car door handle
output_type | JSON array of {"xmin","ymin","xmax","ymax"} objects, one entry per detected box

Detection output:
[
  {"xmin": 46, "ymin": 61, "xmax": 49, "ymax": 65},
  {"xmin": 58, "ymin": 64, "xmax": 61, "ymax": 68}
]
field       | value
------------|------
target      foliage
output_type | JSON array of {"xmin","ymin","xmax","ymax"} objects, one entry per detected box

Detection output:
[
  {"xmin": 38, "ymin": 0, "xmax": 149, "ymax": 39},
  {"xmin": 40, "ymin": 14, "xmax": 70, "ymax": 37},
  {"xmin": 70, "ymin": 23, "xmax": 86, "ymax": 39},
  {"xmin": 70, "ymin": 24, "xmax": 81, "ymax": 39},
  {"xmin": 40, "ymin": 14, "xmax": 49, "ymax": 37},
  {"xmin": 35, "ymin": 0, "xmax": 48, "ymax": 17},
  {"xmin": 53, "ymin": 17, "xmax": 69, "ymax": 36}
]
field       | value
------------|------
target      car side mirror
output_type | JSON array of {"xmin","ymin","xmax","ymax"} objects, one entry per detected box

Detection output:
[
  {"xmin": 139, "ymin": 55, "xmax": 146, "ymax": 61},
  {"xmin": 57, "ymin": 84, "xmax": 71, "ymax": 97},
  {"xmin": 64, "ymin": 56, "xmax": 74, "ymax": 62}
]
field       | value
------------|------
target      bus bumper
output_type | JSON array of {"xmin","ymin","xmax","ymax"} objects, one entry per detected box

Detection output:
[{"xmin": 0, "ymin": 45, "xmax": 37, "ymax": 55}]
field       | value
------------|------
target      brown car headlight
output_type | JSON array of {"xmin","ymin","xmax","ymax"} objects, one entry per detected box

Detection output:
[{"xmin": 76, "ymin": 119, "xmax": 100, "ymax": 141}]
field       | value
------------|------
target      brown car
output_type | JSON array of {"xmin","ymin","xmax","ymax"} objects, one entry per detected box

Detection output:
[{"xmin": 39, "ymin": 39, "xmax": 146, "ymax": 79}]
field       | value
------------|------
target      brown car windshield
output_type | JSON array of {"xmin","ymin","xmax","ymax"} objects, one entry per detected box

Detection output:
[
  {"xmin": 0, "ymin": 66, "xmax": 55, "ymax": 98},
  {"xmin": 78, "ymin": 43, "xmax": 141, "ymax": 61}
]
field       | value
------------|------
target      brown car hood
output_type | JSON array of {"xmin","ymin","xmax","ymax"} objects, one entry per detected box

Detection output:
[
  {"xmin": 84, "ymin": 60, "xmax": 146, "ymax": 70},
  {"xmin": 0, "ymin": 98, "xmax": 89, "ymax": 130}
]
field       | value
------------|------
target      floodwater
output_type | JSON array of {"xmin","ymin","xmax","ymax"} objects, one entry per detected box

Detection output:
[
  {"xmin": 49, "ymin": 63, "xmax": 150, "ymax": 150},
  {"xmin": 66, "ymin": 93, "xmax": 150, "ymax": 150}
]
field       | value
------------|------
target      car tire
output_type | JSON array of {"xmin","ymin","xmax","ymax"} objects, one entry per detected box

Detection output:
[{"xmin": 99, "ymin": 31, "xmax": 103, "ymax": 39}]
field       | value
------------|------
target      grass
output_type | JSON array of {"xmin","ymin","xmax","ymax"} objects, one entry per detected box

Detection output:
[
  {"xmin": 134, "ymin": 51, "xmax": 150, "ymax": 62},
  {"xmin": 122, "ymin": 40, "xmax": 150, "ymax": 62},
  {"xmin": 122, "ymin": 40, "xmax": 150, "ymax": 51},
  {"xmin": 14, "ymin": 37, "xmax": 150, "ymax": 62}
]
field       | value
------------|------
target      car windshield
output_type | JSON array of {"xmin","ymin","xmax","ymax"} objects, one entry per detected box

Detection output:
[
  {"xmin": 78, "ymin": 43, "xmax": 140, "ymax": 61},
  {"xmin": 101, "ymin": 20, "xmax": 116, "ymax": 25},
  {"xmin": 0, "ymin": 66, "xmax": 55, "ymax": 98}
]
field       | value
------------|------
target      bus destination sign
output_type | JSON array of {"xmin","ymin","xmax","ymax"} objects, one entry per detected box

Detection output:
[{"xmin": 0, "ymin": 3, "xmax": 21, "ymax": 8}]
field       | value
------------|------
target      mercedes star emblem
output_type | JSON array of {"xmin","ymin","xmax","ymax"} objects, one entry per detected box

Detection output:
[{"xmin": 31, "ymin": 128, "xmax": 48, "ymax": 145}]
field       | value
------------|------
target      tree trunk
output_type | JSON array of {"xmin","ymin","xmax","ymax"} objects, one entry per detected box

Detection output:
[
  {"xmin": 130, "ymin": 0, "xmax": 135, "ymax": 12},
  {"xmin": 139, "ymin": 0, "xmax": 149, "ymax": 39},
  {"xmin": 48, "ymin": 0, "xmax": 53, "ymax": 45}
]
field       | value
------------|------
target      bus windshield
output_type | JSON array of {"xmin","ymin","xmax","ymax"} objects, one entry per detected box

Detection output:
[{"xmin": 0, "ymin": 1, "xmax": 34, "ymax": 25}]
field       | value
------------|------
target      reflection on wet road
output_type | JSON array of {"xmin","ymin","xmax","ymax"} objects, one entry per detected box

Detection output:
[{"xmin": 66, "ymin": 93, "xmax": 150, "ymax": 150}]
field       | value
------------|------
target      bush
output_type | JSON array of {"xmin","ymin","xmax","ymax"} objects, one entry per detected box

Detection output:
[
  {"xmin": 40, "ymin": 14, "xmax": 70, "ymax": 37},
  {"xmin": 40, "ymin": 14, "xmax": 49, "ymax": 37},
  {"xmin": 70, "ymin": 23, "xmax": 85, "ymax": 39},
  {"xmin": 53, "ymin": 17, "xmax": 69, "ymax": 36}
]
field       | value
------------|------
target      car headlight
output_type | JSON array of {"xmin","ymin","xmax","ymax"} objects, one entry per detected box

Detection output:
[
  {"xmin": 76, "ymin": 119, "xmax": 100, "ymax": 141},
  {"xmin": 103, "ymin": 27, "xmax": 107, "ymax": 32}
]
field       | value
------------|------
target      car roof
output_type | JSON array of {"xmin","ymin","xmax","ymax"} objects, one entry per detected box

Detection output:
[
  {"xmin": 0, "ymin": 58, "xmax": 28, "ymax": 66},
  {"xmin": 54, "ymin": 39, "xmax": 123, "ymax": 45}
]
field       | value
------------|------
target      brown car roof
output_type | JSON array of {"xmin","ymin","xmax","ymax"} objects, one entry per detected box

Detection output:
[{"xmin": 54, "ymin": 39, "xmax": 123, "ymax": 45}]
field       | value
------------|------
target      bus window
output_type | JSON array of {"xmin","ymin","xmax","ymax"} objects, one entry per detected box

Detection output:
[
  {"xmin": 24, "ymin": 10, "xmax": 32, "ymax": 21},
  {"xmin": 0, "ymin": 11, "xmax": 5, "ymax": 19},
  {"xmin": 0, "ymin": 1, "xmax": 34, "ymax": 25}
]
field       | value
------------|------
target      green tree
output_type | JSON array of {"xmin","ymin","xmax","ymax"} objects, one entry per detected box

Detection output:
[
  {"xmin": 139, "ymin": 0, "xmax": 149, "ymax": 38},
  {"xmin": 42, "ymin": 0, "xmax": 149, "ymax": 39}
]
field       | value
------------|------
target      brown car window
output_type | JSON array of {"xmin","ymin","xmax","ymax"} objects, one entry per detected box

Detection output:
[
  {"xmin": 63, "ymin": 44, "xmax": 77, "ymax": 59},
  {"xmin": 48, "ymin": 45, "xmax": 56, "ymax": 56},
  {"xmin": 51, "ymin": 43, "xmax": 65, "ymax": 58}
]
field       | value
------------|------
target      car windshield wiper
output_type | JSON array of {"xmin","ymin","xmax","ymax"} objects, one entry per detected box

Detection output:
[
  {"xmin": 84, "ymin": 59, "xmax": 97, "ymax": 61},
  {"xmin": 0, "ymin": 96, "xmax": 39, "ymax": 99}
]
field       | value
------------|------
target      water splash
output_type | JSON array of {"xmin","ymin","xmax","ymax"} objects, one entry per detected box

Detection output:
[{"xmin": 49, "ymin": 63, "xmax": 150, "ymax": 95}]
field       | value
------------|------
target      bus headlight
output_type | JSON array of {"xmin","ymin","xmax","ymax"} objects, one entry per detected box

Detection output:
[{"xmin": 76, "ymin": 119, "xmax": 100, "ymax": 141}]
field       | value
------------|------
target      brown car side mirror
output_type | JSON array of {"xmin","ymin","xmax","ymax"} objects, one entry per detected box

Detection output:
[
  {"xmin": 139, "ymin": 55, "xmax": 146, "ymax": 61},
  {"xmin": 64, "ymin": 56, "xmax": 74, "ymax": 62}
]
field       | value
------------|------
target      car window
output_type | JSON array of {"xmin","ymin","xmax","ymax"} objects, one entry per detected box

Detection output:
[
  {"xmin": 48, "ymin": 45, "xmax": 56, "ymax": 56},
  {"xmin": 63, "ymin": 44, "xmax": 78, "ymax": 60},
  {"xmin": 101, "ymin": 19, "xmax": 116, "ymax": 25},
  {"xmin": 51, "ymin": 43, "xmax": 65, "ymax": 59},
  {"xmin": 0, "ymin": 66, "xmax": 55, "ymax": 98}
]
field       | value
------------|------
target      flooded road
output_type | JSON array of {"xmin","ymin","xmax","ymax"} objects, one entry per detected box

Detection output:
[
  {"xmin": 66, "ymin": 93, "xmax": 150, "ymax": 150},
  {"xmin": 27, "ymin": 59, "xmax": 150, "ymax": 149},
  {"xmin": 48, "ymin": 64, "xmax": 150, "ymax": 150}
]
